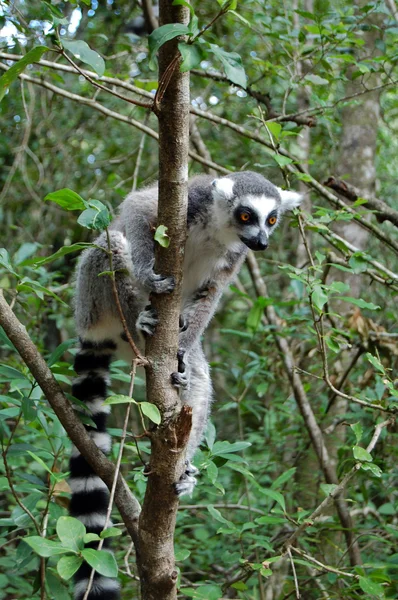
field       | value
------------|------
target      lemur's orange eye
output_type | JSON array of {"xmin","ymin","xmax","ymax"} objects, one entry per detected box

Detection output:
[
  {"xmin": 268, "ymin": 216, "xmax": 277, "ymax": 226},
  {"xmin": 240, "ymin": 212, "xmax": 250, "ymax": 222}
]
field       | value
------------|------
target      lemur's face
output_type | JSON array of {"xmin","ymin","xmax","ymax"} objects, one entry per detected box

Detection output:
[
  {"xmin": 233, "ymin": 195, "xmax": 280, "ymax": 251},
  {"xmin": 211, "ymin": 174, "xmax": 302, "ymax": 251}
]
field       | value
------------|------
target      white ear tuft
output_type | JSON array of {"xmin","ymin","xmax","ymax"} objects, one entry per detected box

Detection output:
[
  {"xmin": 277, "ymin": 188, "xmax": 303, "ymax": 212},
  {"xmin": 212, "ymin": 177, "xmax": 235, "ymax": 201}
]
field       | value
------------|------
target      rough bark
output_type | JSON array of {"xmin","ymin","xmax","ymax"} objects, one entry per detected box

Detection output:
[
  {"xmin": 334, "ymin": 0, "xmax": 383, "ymax": 297},
  {"xmin": 136, "ymin": 2, "xmax": 191, "ymax": 599}
]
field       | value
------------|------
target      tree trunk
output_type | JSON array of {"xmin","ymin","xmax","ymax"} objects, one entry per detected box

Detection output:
[{"xmin": 136, "ymin": 2, "xmax": 191, "ymax": 599}]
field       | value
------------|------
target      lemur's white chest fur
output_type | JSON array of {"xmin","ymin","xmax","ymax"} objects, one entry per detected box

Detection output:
[{"xmin": 182, "ymin": 221, "xmax": 240, "ymax": 304}]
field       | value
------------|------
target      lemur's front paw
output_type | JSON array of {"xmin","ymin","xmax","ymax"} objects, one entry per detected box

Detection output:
[
  {"xmin": 136, "ymin": 306, "xmax": 158, "ymax": 336},
  {"xmin": 148, "ymin": 273, "xmax": 175, "ymax": 294},
  {"xmin": 174, "ymin": 461, "xmax": 199, "ymax": 497},
  {"xmin": 171, "ymin": 349, "xmax": 188, "ymax": 388}
]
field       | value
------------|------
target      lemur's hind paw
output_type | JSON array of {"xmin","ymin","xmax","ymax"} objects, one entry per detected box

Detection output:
[
  {"xmin": 171, "ymin": 372, "xmax": 188, "ymax": 388},
  {"xmin": 174, "ymin": 461, "xmax": 199, "ymax": 496},
  {"xmin": 148, "ymin": 273, "xmax": 175, "ymax": 294},
  {"xmin": 136, "ymin": 306, "xmax": 158, "ymax": 336}
]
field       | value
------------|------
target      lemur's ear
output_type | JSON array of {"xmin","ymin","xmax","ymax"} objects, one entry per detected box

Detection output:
[
  {"xmin": 277, "ymin": 188, "xmax": 303, "ymax": 212},
  {"xmin": 211, "ymin": 177, "xmax": 235, "ymax": 201}
]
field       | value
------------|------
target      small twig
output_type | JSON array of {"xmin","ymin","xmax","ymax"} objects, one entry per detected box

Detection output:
[
  {"xmin": 59, "ymin": 47, "xmax": 152, "ymax": 109},
  {"xmin": 291, "ymin": 547, "xmax": 356, "ymax": 579},
  {"xmin": 287, "ymin": 547, "xmax": 301, "ymax": 599},
  {"xmin": 123, "ymin": 540, "xmax": 136, "ymax": 577},
  {"xmin": 324, "ymin": 176, "xmax": 398, "ymax": 229}
]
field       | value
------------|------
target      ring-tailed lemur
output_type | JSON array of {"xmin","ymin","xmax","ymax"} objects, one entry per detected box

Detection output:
[{"xmin": 70, "ymin": 171, "xmax": 302, "ymax": 600}]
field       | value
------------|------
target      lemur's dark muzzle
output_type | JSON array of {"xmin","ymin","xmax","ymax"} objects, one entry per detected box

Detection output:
[{"xmin": 240, "ymin": 233, "xmax": 268, "ymax": 251}]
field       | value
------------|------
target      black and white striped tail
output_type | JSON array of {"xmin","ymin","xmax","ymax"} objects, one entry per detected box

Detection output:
[{"xmin": 69, "ymin": 339, "xmax": 120, "ymax": 600}]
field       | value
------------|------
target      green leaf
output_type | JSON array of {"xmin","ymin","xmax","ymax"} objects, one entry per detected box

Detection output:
[
  {"xmin": 360, "ymin": 462, "xmax": 382, "ymax": 478},
  {"xmin": 178, "ymin": 42, "xmax": 203, "ymax": 72},
  {"xmin": 207, "ymin": 505, "xmax": 236, "ymax": 530},
  {"xmin": 32, "ymin": 243, "xmax": 93, "ymax": 267},
  {"xmin": 325, "ymin": 336, "xmax": 341, "ymax": 353},
  {"xmin": 209, "ymin": 44, "xmax": 247, "ymax": 88},
  {"xmin": 246, "ymin": 302, "xmax": 263, "ymax": 330},
  {"xmin": 47, "ymin": 338, "xmax": 77, "ymax": 367},
  {"xmin": 100, "ymin": 527, "xmax": 122, "ymax": 539},
  {"xmin": 24, "ymin": 537, "xmax": 70, "ymax": 558},
  {"xmin": 0, "ymin": 46, "xmax": 48, "ymax": 101},
  {"xmin": 148, "ymin": 24, "xmax": 190, "ymax": 61},
  {"xmin": 260, "ymin": 488, "xmax": 285, "ymax": 511},
  {"xmin": 0, "ymin": 248, "xmax": 18, "ymax": 277},
  {"xmin": 57, "ymin": 555, "xmax": 83, "ymax": 580},
  {"xmin": 175, "ymin": 548, "xmax": 191, "ymax": 561},
  {"xmin": 348, "ymin": 253, "xmax": 369, "ymax": 273},
  {"xmin": 265, "ymin": 121, "xmax": 282, "ymax": 140},
  {"xmin": 183, "ymin": 585, "xmax": 223, "ymax": 600},
  {"xmin": 211, "ymin": 441, "xmax": 251, "ymax": 456},
  {"xmin": 207, "ymin": 461, "xmax": 218, "ymax": 485},
  {"xmin": 353, "ymin": 446, "xmax": 373, "ymax": 462},
  {"xmin": 27, "ymin": 451, "xmax": 54, "ymax": 475},
  {"xmin": 271, "ymin": 467, "xmax": 296, "ymax": 489},
  {"xmin": 81, "ymin": 549, "xmax": 118, "ymax": 578},
  {"xmin": 320, "ymin": 483, "xmax": 338, "ymax": 496},
  {"xmin": 366, "ymin": 353, "xmax": 385, "ymax": 373},
  {"xmin": 14, "ymin": 243, "xmax": 39, "ymax": 265},
  {"xmin": 140, "ymin": 402, "xmax": 161, "ymax": 425},
  {"xmin": 104, "ymin": 394, "xmax": 135, "ymax": 406},
  {"xmin": 312, "ymin": 285, "xmax": 328, "ymax": 311},
  {"xmin": 62, "ymin": 40, "xmax": 105, "ymax": 76},
  {"xmin": 350, "ymin": 422, "xmax": 363, "ymax": 444},
  {"xmin": 219, "ymin": 0, "xmax": 238, "ymax": 9},
  {"xmin": 154, "ymin": 225, "xmax": 170, "ymax": 248},
  {"xmin": 77, "ymin": 205, "xmax": 111, "ymax": 231},
  {"xmin": 339, "ymin": 297, "xmax": 380, "ymax": 311},
  {"xmin": 272, "ymin": 154, "xmax": 293, "ymax": 167},
  {"xmin": 57, "ymin": 516, "xmax": 86, "ymax": 552},
  {"xmin": 358, "ymin": 576, "xmax": 385, "ymax": 597},
  {"xmin": 304, "ymin": 73, "xmax": 329, "ymax": 85},
  {"xmin": 84, "ymin": 533, "xmax": 101, "ymax": 544},
  {"xmin": 205, "ymin": 421, "xmax": 216, "ymax": 450},
  {"xmin": 0, "ymin": 364, "xmax": 28, "ymax": 381},
  {"xmin": 45, "ymin": 189, "xmax": 87, "ymax": 211}
]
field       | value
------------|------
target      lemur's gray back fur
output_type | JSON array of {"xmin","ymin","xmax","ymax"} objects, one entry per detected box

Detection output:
[{"xmin": 71, "ymin": 171, "xmax": 302, "ymax": 600}]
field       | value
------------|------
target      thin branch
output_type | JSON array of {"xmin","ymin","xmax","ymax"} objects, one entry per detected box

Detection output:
[
  {"xmin": 291, "ymin": 547, "xmax": 356, "ymax": 579},
  {"xmin": 287, "ymin": 547, "xmax": 301, "ymax": 599},
  {"xmin": 292, "ymin": 171, "xmax": 398, "ymax": 256},
  {"xmin": 191, "ymin": 69, "xmax": 316, "ymax": 127},
  {"xmin": 324, "ymin": 176, "xmax": 398, "ymax": 229},
  {"xmin": 58, "ymin": 47, "xmax": 152, "ymax": 109}
]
